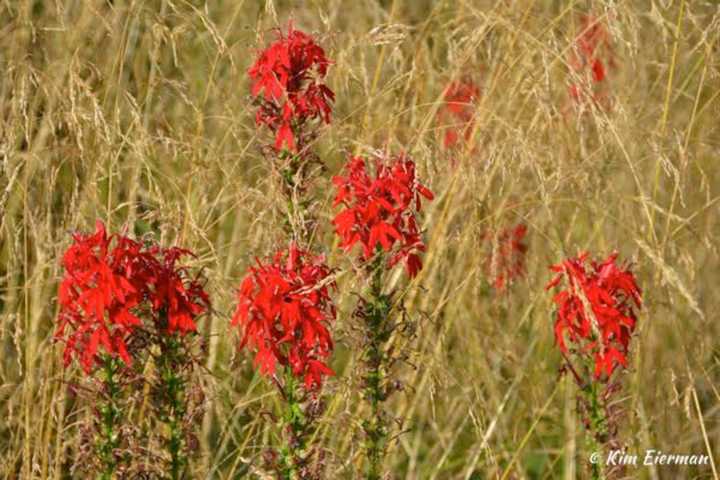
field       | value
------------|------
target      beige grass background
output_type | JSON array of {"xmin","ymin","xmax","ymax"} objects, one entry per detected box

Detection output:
[{"xmin": 0, "ymin": 0, "xmax": 718, "ymax": 478}]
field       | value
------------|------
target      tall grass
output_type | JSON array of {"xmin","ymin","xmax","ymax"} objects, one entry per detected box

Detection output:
[{"xmin": 1, "ymin": 0, "xmax": 718, "ymax": 478}]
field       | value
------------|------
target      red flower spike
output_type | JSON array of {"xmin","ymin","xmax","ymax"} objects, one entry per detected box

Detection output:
[
  {"xmin": 547, "ymin": 252, "xmax": 641, "ymax": 380},
  {"xmin": 55, "ymin": 222, "xmax": 210, "ymax": 373},
  {"xmin": 231, "ymin": 245, "xmax": 336, "ymax": 391},
  {"xmin": 482, "ymin": 223, "xmax": 528, "ymax": 292},
  {"xmin": 248, "ymin": 22, "xmax": 334, "ymax": 152},
  {"xmin": 150, "ymin": 247, "xmax": 210, "ymax": 335},
  {"xmin": 332, "ymin": 153, "xmax": 434, "ymax": 278},
  {"xmin": 56, "ymin": 222, "xmax": 150, "ymax": 373},
  {"xmin": 437, "ymin": 79, "xmax": 480, "ymax": 149}
]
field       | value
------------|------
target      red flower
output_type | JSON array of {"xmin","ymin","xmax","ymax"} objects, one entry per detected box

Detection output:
[
  {"xmin": 56, "ymin": 222, "xmax": 210, "ymax": 373},
  {"xmin": 437, "ymin": 79, "xmax": 480, "ymax": 149},
  {"xmin": 231, "ymin": 245, "xmax": 336, "ymax": 391},
  {"xmin": 149, "ymin": 246, "xmax": 210, "ymax": 335},
  {"xmin": 482, "ymin": 223, "xmax": 528, "ymax": 291},
  {"xmin": 56, "ymin": 222, "xmax": 152, "ymax": 372},
  {"xmin": 332, "ymin": 153, "xmax": 434, "ymax": 278},
  {"xmin": 547, "ymin": 252, "xmax": 641, "ymax": 379},
  {"xmin": 568, "ymin": 15, "xmax": 616, "ymax": 107},
  {"xmin": 248, "ymin": 22, "xmax": 334, "ymax": 151}
]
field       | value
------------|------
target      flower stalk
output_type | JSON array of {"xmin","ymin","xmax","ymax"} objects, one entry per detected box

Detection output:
[
  {"xmin": 278, "ymin": 370, "xmax": 304, "ymax": 479},
  {"xmin": 276, "ymin": 366, "xmax": 324, "ymax": 479},
  {"xmin": 547, "ymin": 252, "xmax": 641, "ymax": 480},
  {"xmin": 236, "ymin": 22, "xmax": 337, "ymax": 479},
  {"xmin": 331, "ymin": 153, "xmax": 433, "ymax": 477},
  {"xmin": 233, "ymin": 243, "xmax": 335, "ymax": 478},
  {"xmin": 361, "ymin": 262, "xmax": 392, "ymax": 479},
  {"xmin": 97, "ymin": 355, "xmax": 122, "ymax": 480},
  {"xmin": 156, "ymin": 332, "xmax": 188, "ymax": 480}
]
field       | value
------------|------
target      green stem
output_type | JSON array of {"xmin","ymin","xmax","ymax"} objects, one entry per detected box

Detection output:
[
  {"xmin": 279, "ymin": 368, "xmax": 307, "ymax": 480},
  {"xmin": 584, "ymin": 382, "xmax": 607, "ymax": 480},
  {"xmin": 97, "ymin": 355, "xmax": 121, "ymax": 480},
  {"xmin": 363, "ymin": 261, "xmax": 390, "ymax": 480},
  {"xmin": 158, "ymin": 335, "xmax": 187, "ymax": 480}
]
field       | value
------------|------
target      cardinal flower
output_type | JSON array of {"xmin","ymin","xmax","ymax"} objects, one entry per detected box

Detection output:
[
  {"xmin": 437, "ymin": 79, "xmax": 480, "ymax": 149},
  {"xmin": 547, "ymin": 252, "xmax": 641, "ymax": 379},
  {"xmin": 56, "ymin": 222, "xmax": 210, "ymax": 373},
  {"xmin": 231, "ymin": 245, "xmax": 335, "ymax": 391},
  {"xmin": 332, "ymin": 153, "xmax": 434, "ymax": 278},
  {"xmin": 56, "ymin": 222, "xmax": 153, "ymax": 372},
  {"xmin": 248, "ymin": 22, "xmax": 334, "ymax": 151},
  {"xmin": 149, "ymin": 246, "xmax": 210, "ymax": 335}
]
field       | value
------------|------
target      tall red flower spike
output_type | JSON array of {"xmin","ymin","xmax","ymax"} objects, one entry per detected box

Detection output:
[
  {"xmin": 437, "ymin": 79, "xmax": 480, "ymax": 149},
  {"xmin": 568, "ymin": 15, "xmax": 616, "ymax": 107},
  {"xmin": 56, "ymin": 222, "xmax": 210, "ymax": 373},
  {"xmin": 547, "ymin": 252, "xmax": 642, "ymax": 379},
  {"xmin": 232, "ymin": 245, "xmax": 336, "ymax": 391},
  {"xmin": 332, "ymin": 153, "xmax": 434, "ymax": 278},
  {"xmin": 248, "ymin": 22, "xmax": 334, "ymax": 152},
  {"xmin": 482, "ymin": 223, "xmax": 528, "ymax": 291}
]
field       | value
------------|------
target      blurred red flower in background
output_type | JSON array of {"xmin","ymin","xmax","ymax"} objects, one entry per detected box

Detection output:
[
  {"xmin": 482, "ymin": 223, "xmax": 528, "ymax": 291},
  {"xmin": 231, "ymin": 245, "xmax": 335, "ymax": 391},
  {"xmin": 547, "ymin": 252, "xmax": 641, "ymax": 379},
  {"xmin": 332, "ymin": 153, "xmax": 434, "ymax": 278},
  {"xmin": 248, "ymin": 22, "xmax": 334, "ymax": 151},
  {"xmin": 568, "ymin": 15, "xmax": 616, "ymax": 107},
  {"xmin": 56, "ymin": 222, "xmax": 209, "ymax": 373},
  {"xmin": 437, "ymin": 79, "xmax": 480, "ymax": 149}
]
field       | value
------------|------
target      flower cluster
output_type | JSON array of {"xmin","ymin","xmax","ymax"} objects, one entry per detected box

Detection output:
[
  {"xmin": 232, "ymin": 245, "xmax": 336, "ymax": 391},
  {"xmin": 547, "ymin": 252, "xmax": 641, "ymax": 379},
  {"xmin": 437, "ymin": 79, "xmax": 480, "ymax": 149},
  {"xmin": 56, "ymin": 222, "xmax": 210, "ymax": 373},
  {"xmin": 248, "ymin": 23, "xmax": 334, "ymax": 152},
  {"xmin": 332, "ymin": 154, "xmax": 434, "ymax": 278},
  {"xmin": 482, "ymin": 223, "xmax": 528, "ymax": 291},
  {"xmin": 568, "ymin": 15, "xmax": 615, "ymax": 106},
  {"xmin": 150, "ymin": 247, "xmax": 210, "ymax": 335}
]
